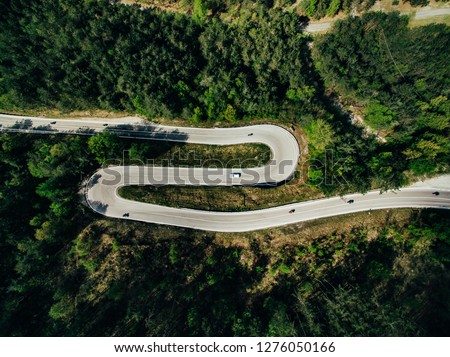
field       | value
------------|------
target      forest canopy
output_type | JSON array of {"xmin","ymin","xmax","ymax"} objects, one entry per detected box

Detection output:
[
  {"xmin": 124, "ymin": 0, "xmax": 436, "ymax": 20},
  {"xmin": 0, "ymin": 0, "xmax": 317, "ymax": 121},
  {"xmin": 1, "ymin": 2, "xmax": 449, "ymax": 191},
  {"xmin": 1, "ymin": 133, "xmax": 450, "ymax": 336},
  {"xmin": 0, "ymin": 0, "xmax": 449, "ymax": 338},
  {"xmin": 314, "ymin": 12, "xmax": 450, "ymax": 187}
]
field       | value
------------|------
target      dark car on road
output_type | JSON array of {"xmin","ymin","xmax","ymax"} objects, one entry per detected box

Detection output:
[{"xmin": 347, "ymin": 199, "xmax": 354, "ymax": 204}]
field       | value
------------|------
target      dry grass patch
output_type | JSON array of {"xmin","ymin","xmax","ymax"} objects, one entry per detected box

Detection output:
[
  {"xmin": 152, "ymin": 143, "xmax": 271, "ymax": 168},
  {"xmin": 119, "ymin": 182, "xmax": 322, "ymax": 212}
]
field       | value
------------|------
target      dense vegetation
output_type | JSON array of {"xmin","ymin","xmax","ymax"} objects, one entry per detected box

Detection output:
[
  {"xmin": 0, "ymin": 0, "xmax": 320, "ymax": 122},
  {"xmin": 298, "ymin": 0, "xmax": 375, "ymax": 19},
  {"xmin": 1, "ymin": 1, "xmax": 449, "ymax": 338},
  {"xmin": 315, "ymin": 12, "xmax": 450, "ymax": 189},
  {"xmin": 3, "ymin": 1, "xmax": 448, "ymax": 194},
  {"xmin": 132, "ymin": 0, "xmax": 435, "ymax": 20},
  {"xmin": 1, "ymin": 133, "xmax": 450, "ymax": 336}
]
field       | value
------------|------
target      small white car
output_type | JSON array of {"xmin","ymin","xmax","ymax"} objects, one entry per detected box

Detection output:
[{"xmin": 230, "ymin": 173, "xmax": 241, "ymax": 178}]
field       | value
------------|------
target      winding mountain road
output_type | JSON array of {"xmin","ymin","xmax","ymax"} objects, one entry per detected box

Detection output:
[{"xmin": 1, "ymin": 114, "xmax": 449, "ymax": 232}]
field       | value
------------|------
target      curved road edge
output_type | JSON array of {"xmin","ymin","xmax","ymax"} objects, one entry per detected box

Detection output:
[
  {"xmin": 89, "ymin": 180, "xmax": 450, "ymax": 232},
  {"xmin": 1, "ymin": 114, "xmax": 448, "ymax": 232}
]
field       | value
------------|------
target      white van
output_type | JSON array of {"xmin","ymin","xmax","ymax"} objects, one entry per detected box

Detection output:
[{"xmin": 230, "ymin": 173, "xmax": 241, "ymax": 178}]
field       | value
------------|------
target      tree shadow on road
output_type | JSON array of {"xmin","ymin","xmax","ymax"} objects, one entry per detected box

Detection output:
[{"xmin": 88, "ymin": 200, "xmax": 109, "ymax": 214}]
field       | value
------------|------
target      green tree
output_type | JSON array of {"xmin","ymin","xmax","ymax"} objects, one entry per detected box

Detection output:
[
  {"xmin": 88, "ymin": 132, "xmax": 120, "ymax": 164},
  {"xmin": 193, "ymin": 0, "xmax": 207, "ymax": 25},
  {"xmin": 326, "ymin": 0, "xmax": 341, "ymax": 17},
  {"xmin": 364, "ymin": 103, "xmax": 397, "ymax": 130},
  {"xmin": 304, "ymin": 119, "xmax": 335, "ymax": 156},
  {"xmin": 223, "ymin": 104, "xmax": 236, "ymax": 121}
]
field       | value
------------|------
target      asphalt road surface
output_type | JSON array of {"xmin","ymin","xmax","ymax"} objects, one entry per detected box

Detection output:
[
  {"xmin": 1, "ymin": 114, "xmax": 449, "ymax": 232},
  {"xmin": 306, "ymin": 7, "xmax": 450, "ymax": 33}
]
